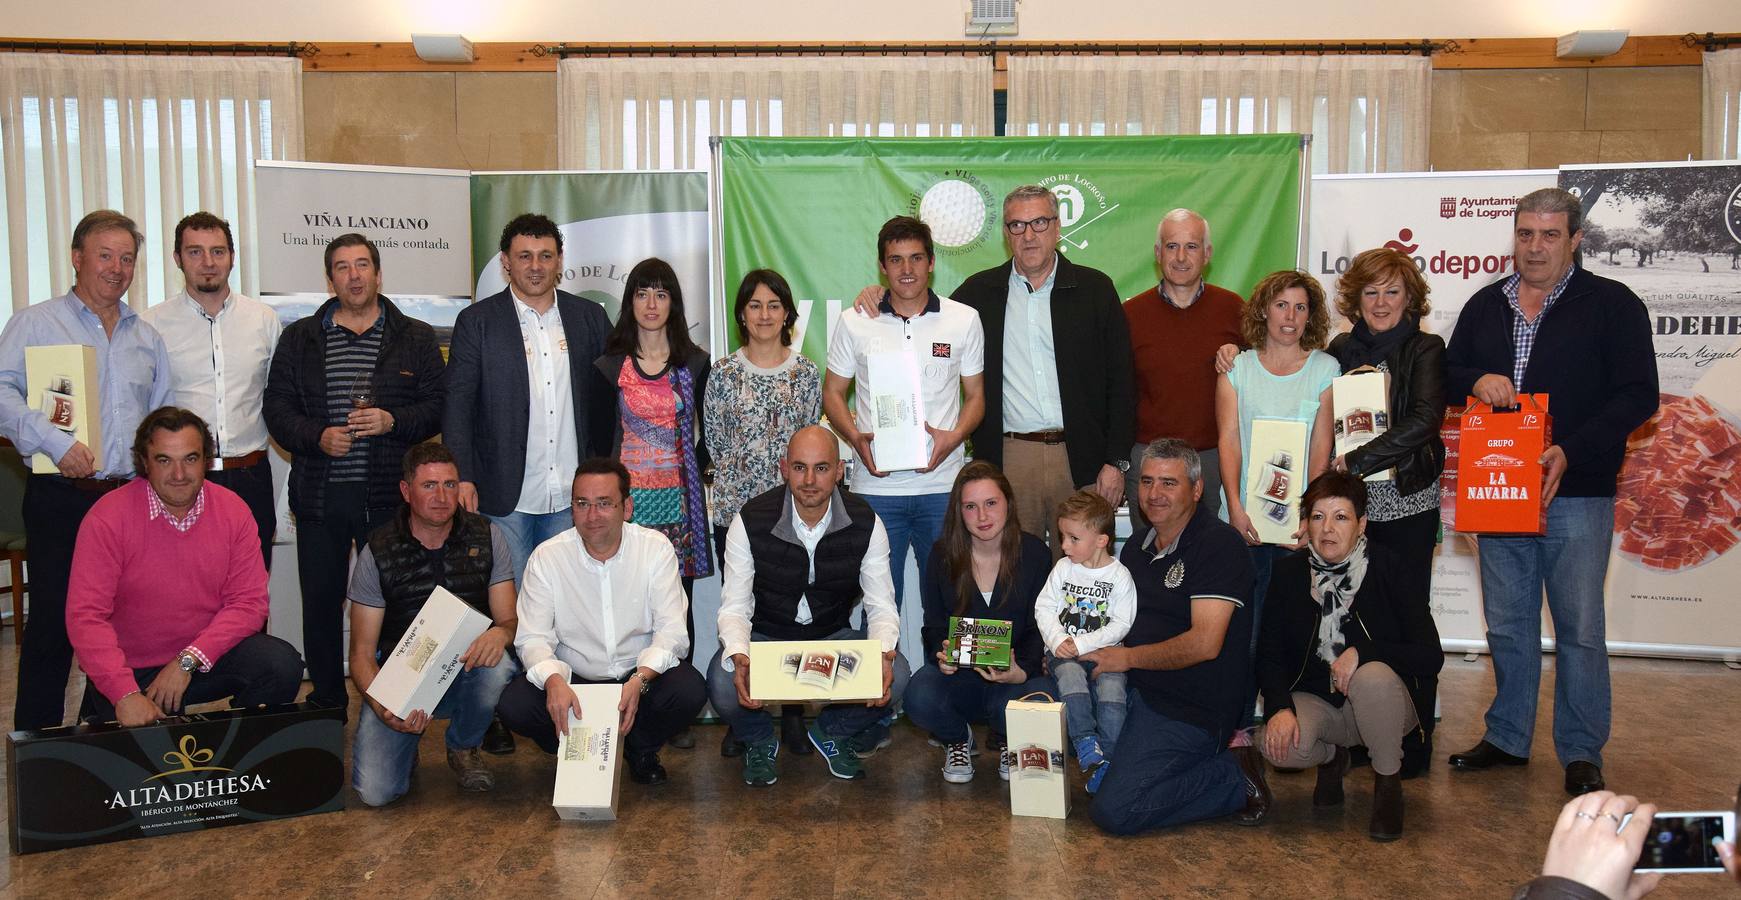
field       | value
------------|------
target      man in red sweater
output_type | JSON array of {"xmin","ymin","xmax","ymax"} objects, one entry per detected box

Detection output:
[
  {"xmin": 1123, "ymin": 209, "xmax": 1248, "ymax": 530},
  {"xmin": 66, "ymin": 407, "xmax": 304, "ymax": 728}
]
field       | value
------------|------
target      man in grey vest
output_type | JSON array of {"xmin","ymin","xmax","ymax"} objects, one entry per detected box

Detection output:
[{"xmin": 346, "ymin": 442, "xmax": 518, "ymax": 806}]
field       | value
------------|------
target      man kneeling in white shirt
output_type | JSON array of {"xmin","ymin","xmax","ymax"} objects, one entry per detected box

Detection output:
[
  {"xmin": 710, "ymin": 425, "xmax": 908, "ymax": 785},
  {"xmin": 497, "ymin": 457, "xmax": 705, "ymax": 785}
]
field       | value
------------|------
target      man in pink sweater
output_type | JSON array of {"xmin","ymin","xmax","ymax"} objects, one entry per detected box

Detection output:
[{"xmin": 66, "ymin": 407, "xmax": 303, "ymax": 728}]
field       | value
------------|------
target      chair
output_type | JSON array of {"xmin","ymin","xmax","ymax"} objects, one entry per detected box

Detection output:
[{"xmin": 0, "ymin": 439, "xmax": 30, "ymax": 631}]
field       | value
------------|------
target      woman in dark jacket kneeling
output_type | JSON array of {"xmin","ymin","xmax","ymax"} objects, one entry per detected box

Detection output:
[{"xmin": 1256, "ymin": 470, "xmax": 1443, "ymax": 841}]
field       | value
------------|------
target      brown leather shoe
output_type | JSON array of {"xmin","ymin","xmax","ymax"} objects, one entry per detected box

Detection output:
[
  {"xmin": 1314, "ymin": 746, "xmax": 1350, "ymax": 807},
  {"xmin": 1233, "ymin": 747, "xmax": 1272, "ymax": 826},
  {"xmin": 1369, "ymin": 771, "xmax": 1404, "ymax": 841}
]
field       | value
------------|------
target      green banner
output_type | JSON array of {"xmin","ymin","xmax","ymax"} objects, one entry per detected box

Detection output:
[
  {"xmin": 720, "ymin": 135, "xmax": 1303, "ymax": 363},
  {"xmin": 469, "ymin": 171, "xmax": 711, "ymax": 343}
]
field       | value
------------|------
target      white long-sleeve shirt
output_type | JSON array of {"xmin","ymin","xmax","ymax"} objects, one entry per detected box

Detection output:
[
  {"xmin": 140, "ymin": 290, "xmax": 281, "ymax": 456},
  {"xmin": 716, "ymin": 492, "xmax": 898, "ymax": 670},
  {"xmin": 515, "ymin": 523, "xmax": 689, "ymax": 687},
  {"xmin": 1034, "ymin": 556, "xmax": 1138, "ymax": 656}
]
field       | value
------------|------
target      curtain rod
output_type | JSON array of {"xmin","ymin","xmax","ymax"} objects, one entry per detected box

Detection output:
[
  {"xmin": 1684, "ymin": 32, "xmax": 1741, "ymax": 51},
  {"xmin": 0, "ymin": 39, "xmax": 316, "ymax": 58},
  {"xmin": 535, "ymin": 40, "xmax": 1456, "ymax": 58}
]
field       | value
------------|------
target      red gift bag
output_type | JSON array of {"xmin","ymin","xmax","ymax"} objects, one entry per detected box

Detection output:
[{"xmin": 1453, "ymin": 394, "xmax": 1552, "ymax": 535}]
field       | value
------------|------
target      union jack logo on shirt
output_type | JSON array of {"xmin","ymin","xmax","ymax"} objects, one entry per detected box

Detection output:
[{"xmin": 932, "ymin": 342, "xmax": 952, "ymax": 358}]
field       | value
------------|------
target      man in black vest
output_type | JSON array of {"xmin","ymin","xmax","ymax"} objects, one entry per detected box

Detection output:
[
  {"xmin": 709, "ymin": 425, "xmax": 908, "ymax": 785},
  {"xmin": 346, "ymin": 442, "xmax": 518, "ymax": 807}
]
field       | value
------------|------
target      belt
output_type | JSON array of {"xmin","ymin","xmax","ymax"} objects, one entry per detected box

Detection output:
[
  {"xmin": 1004, "ymin": 430, "xmax": 1067, "ymax": 445},
  {"xmin": 42, "ymin": 475, "xmax": 130, "ymax": 494},
  {"xmin": 209, "ymin": 450, "xmax": 267, "ymax": 471}
]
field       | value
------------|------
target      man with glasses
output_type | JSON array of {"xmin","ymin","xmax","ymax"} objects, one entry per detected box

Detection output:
[
  {"xmin": 853, "ymin": 186, "xmax": 1133, "ymax": 554},
  {"xmin": 951, "ymin": 185, "xmax": 1135, "ymax": 553},
  {"xmin": 496, "ymin": 457, "xmax": 704, "ymax": 785}
]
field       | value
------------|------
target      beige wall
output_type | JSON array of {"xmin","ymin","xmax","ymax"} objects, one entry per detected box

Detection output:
[
  {"xmin": 301, "ymin": 65, "xmax": 1707, "ymax": 173},
  {"xmin": 1429, "ymin": 66, "xmax": 1702, "ymax": 171},
  {"xmin": 303, "ymin": 72, "xmax": 556, "ymax": 170}
]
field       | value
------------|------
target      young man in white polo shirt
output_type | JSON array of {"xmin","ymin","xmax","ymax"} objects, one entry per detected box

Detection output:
[{"xmin": 823, "ymin": 216, "xmax": 986, "ymax": 629}]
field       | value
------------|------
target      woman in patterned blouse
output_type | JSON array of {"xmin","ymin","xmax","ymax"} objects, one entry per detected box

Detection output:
[
  {"xmin": 704, "ymin": 269, "xmax": 822, "ymax": 562},
  {"xmin": 703, "ymin": 268, "xmax": 822, "ymax": 758},
  {"xmin": 593, "ymin": 257, "xmax": 713, "ymax": 628}
]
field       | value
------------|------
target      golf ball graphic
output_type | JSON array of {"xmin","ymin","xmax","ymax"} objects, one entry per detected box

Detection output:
[{"xmin": 919, "ymin": 180, "xmax": 987, "ymax": 248}]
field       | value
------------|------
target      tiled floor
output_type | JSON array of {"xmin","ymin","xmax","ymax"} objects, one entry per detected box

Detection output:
[{"xmin": 0, "ymin": 633, "xmax": 1735, "ymax": 898}]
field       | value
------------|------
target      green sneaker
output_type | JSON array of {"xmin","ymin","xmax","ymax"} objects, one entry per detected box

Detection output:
[
  {"xmin": 807, "ymin": 721, "xmax": 865, "ymax": 780},
  {"xmin": 741, "ymin": 739, "xmax": 779, "ymax": 786}
]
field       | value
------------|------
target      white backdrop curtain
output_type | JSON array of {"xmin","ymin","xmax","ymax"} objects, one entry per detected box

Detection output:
[
  {"xmin": 558, "ymin": 55, "xmax": 995, "ymax": 170},
  {"xmin": 1005, "ymin": 54, "xmax": 1429, "ymax": 174},
  {"xmin": 1704, "ymin": 48, "xmax": 1741, "ymax": 160},
  {"xmin": 0, "ymin": 53, "xmax": 303, "ymax": 326}
]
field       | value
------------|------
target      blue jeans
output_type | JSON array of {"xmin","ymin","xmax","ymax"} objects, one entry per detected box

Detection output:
[
  {"xmin": 860, "ymin": 492, "xmax": 950, "ymax": 610},
  {"xmin": 489, "ymin": 509, "xmax": 574, "ymax": 585},
  {"xmin": 705, "ymin": 627, "xmax": 911, "ymax": 745},
  {"xmin": 904, "ymin": 664, "xmax": 1058, "ymax": 744},
  {"xmin": 351, "ymin": 653, "xmax": 521, "ymax": 807},
  {"xmin": 1090, "ymin": 690, "xmax": 1248, "ymax": 835},
  {"xmin": 1476, "ymin": 496, "xmax": 1614, "ymax": 768},
  {"xmin": 1049, "ymin": 655, "xmax": 1128, "ymax": 757}
]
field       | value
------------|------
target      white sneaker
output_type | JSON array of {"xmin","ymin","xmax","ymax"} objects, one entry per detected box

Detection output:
[
  {"xmin": 999, "ymin": 748, "xmax": 1015, "ymax": 781},
  {"xmin": 942, "ymin": 741, "xmax": 975, "ymax": 783}
]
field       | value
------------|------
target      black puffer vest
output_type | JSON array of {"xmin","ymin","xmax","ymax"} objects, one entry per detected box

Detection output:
[
  {"xmin": 738, "ymin": 485, "xmax": 875, "ymax": 641},
  {"xmin": 366, "ymin": 508, "xmax": 495, "ymax": 654}
]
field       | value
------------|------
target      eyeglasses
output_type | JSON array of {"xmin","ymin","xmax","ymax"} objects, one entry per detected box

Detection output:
[
  {"xmin": 1005, "ymin": 216, "xmax": 1057, "ymax": 235},
  {"xmin": 571, "ymin": 498, "xmax": 619, "ymax": 512}
]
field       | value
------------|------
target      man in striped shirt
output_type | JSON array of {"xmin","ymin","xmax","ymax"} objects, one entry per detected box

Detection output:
[{"xmin": 264, "ymin": 234, "xmax": 446, "ymax": 712}]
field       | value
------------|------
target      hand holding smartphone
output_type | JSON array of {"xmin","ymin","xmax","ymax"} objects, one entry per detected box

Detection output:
[{"xmin": 1627, "ymin": 809, "xmax": 1737, "ymax": 874}]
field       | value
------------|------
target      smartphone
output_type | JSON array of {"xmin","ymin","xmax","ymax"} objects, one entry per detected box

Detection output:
[{"xmin": 1628, "ymin": 810, "xmax": 1736, "ymax": 873}]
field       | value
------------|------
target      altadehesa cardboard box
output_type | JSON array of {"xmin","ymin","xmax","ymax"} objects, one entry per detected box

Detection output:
[
  {"xmin": 1006, "ymin": 694, "xmax": 1069, "ymax": 820},
  {"xmin": 553, "ymin": 684, "xmax": 624, "ymax": 822},
  {"xmin": 365, "ymin": 587, "xmax": 491, "ymax": 720},
  {"xmin": 748, "ymin": 639, "xmax": 884, "ymax": 702}
]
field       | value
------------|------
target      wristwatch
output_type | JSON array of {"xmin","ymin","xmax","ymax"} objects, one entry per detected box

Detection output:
[
  {"xmin": 177, "ymin": 652, "xmax": 199, "ymax": 674},
  {"xmin": 1112, "ymin": 458, "xmax": 1132, "ymax": 473},
  {"xmin": 631, "ymin": 671, "xmax": 652, "ymax": 695}
]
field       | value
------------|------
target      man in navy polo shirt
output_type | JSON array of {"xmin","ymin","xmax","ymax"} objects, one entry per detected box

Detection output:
[{"xmin": 1082, "ymin": 438, "xmax": 1270, "ymax": 834}]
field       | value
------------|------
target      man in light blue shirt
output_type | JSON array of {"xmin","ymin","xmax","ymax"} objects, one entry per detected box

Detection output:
[{"xmin": 0, "ymin": 209, "xmax": 173, "ymax": 730}]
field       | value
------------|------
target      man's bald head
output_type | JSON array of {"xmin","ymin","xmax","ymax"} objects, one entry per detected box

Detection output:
[{"xmin": 781, "ymin": 425, "xmax": 843, "ymax": 518}]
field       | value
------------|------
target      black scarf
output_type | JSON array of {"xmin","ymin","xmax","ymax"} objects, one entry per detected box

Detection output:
[{"xmin": 1335, "ymin": 314, "xmax": 1417, "ymax": 371}]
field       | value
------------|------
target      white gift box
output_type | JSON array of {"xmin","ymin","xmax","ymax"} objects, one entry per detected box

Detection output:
[
  {"xmin": 864, "ymin": 350, "xmax": 928, "ymax": 472},
  {"xmin": 25, "ymin": 344, "xmax": 102, "ymax": 474},
  {"xmin": 1006, "ymin": 693, "xmax": 1069, "ymax": 820},
  {"xmin": 1332, "ymin": 370, "xmax": 1392, "ymax": 482},
  {"xmin": 747, "ymin": 639, "xmax": 886, "ymax": 702},
  {"xmin": 364, "ymin": 587, "xmax": 491, "ymax": 720},
  {"xmin": 1244, "ymin": 417, "xmax": 1310, "ymax": 545},
  {"xmin": 552, "ymin": 684, "xmax": 625, "ymax": 822}
]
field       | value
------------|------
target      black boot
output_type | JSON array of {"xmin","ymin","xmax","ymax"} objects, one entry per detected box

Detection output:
[
  {"xmin": 782, "ymin": 706, "xmax": 812, "ymax": 755},
  {"xmin": 1369, "ymin": 771, "xmax": 1404, "ymax": 841},
  {"xmin": 1314, "ymin": 746, "xmax": 1349, "ymax": 807},
  {"xmin": 481, "ymin": 716, "xmax": 516, "ymax": 755}
]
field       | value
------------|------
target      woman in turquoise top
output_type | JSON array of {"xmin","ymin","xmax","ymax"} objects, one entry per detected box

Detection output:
[{"xmin": 1214, "ymin": 269, "xmax": 1338, "ymax": 698}]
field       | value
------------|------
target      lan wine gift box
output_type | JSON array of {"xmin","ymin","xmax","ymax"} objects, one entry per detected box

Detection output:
[
  {"xmin": 1243, "ymin": 417, "xmax": 1309, "ymax": 545},
  {"xmin": 1006, "ymin": 693, "xmax": 1069, "ymax": 820},
  {"xmin": 7, "ymin": 703, "xmax": 344, "ymax": 854},
  {"xmin": 552, "ymin": 684, "xmax": 624, "ymax": 822},
  {"xmin": 747, "ymin": 639, "xmax": 884, "ymax": 702},
  {"xmin": 365, "ymin": 586, "xmax": 491, "ymax": 719},
  {"xmin": 946, "ymin": 617, "xmax": 1013, "ymax": 669},
  {"xmin": 1331, "ymin": 370, "xmax": 1392, "ymax": 482},
  {"xmin": 24, "ymin": 343, "xmax": 102, "ymax": 474}
]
